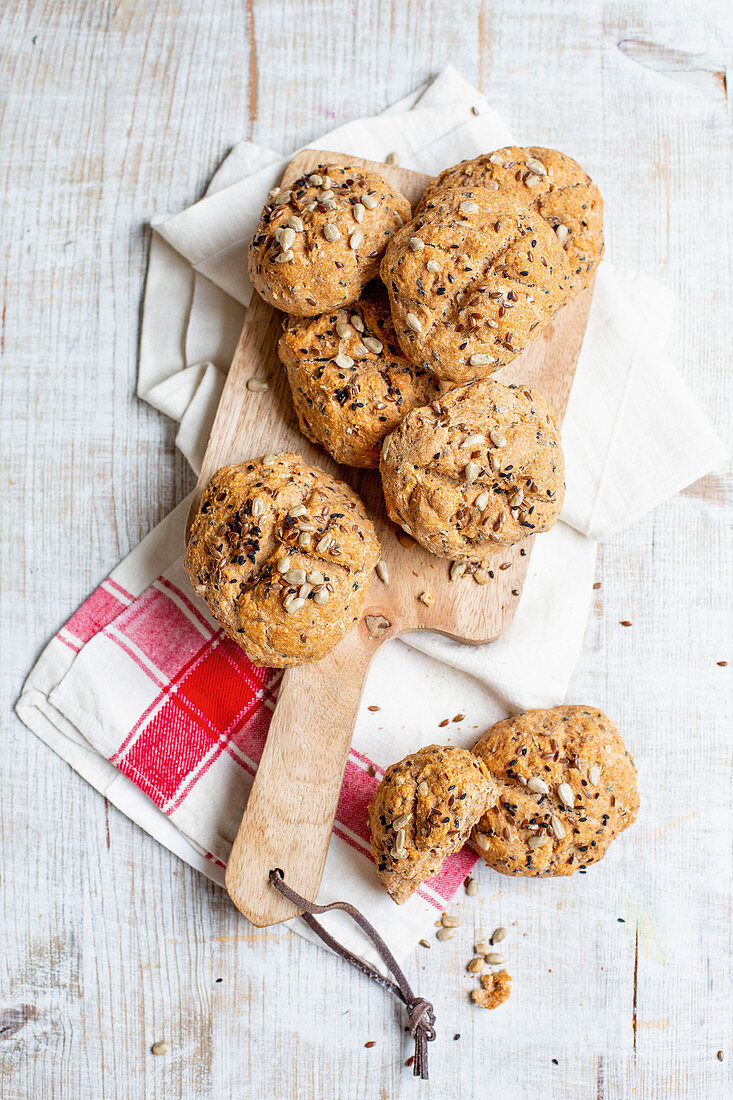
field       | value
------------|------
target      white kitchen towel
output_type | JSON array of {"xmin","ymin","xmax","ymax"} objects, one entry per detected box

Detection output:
[{"xmin": 17, "ymin": 67, "xmax": 726, "ymax": 966}]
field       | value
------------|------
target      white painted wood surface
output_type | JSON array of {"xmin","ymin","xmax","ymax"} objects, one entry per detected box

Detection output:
[{"xmin": 1, "ymin": 2, "xmax": 731, "ymax": 1097}]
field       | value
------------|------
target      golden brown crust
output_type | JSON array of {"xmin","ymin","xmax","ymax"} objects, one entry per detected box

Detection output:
[
  {"xmin": 379, "ymin": 380, "xmax": 564, "ymax": 560},
  {"xmin": 278, "ymin": 282, "xmax": 445, "ymax": 468},
  {"xmin": 471, "ymin": 970, "xmax": 511, "ymax": 1010},
  {"xmin": 419, "ymin": 146, "xmax": 604, "ymax": 292},
  {"xmin": 470, "ymin": 706, "xmax": 639, "ymax": 877},
  {"xmin": 380, "ymin": 186, "xmax": 571, "ymax": 384},
  {"xmin": 248, "ymin": 164, "xmax": 411, "ymax": 316},
  {"xmin": 368, "ymin": 745, "xmax": 498, "ymax": 904},
  {"xmin": 183, "ymin": 453, "xmax": 380, "ymax": 667}
]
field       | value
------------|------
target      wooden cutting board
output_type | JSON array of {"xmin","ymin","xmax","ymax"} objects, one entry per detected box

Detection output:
[{"xmin": 186, "ymin": 149, "xmax": 594, "ymax": 926}]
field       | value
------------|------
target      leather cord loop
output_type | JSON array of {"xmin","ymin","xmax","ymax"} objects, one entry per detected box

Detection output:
[{"xmin": 269, "ymin": 869, "xmax": 436, "ymax": 1079}]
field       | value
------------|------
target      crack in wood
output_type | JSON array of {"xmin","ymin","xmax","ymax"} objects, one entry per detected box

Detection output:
[{"xmin": 618, "ymin": 39, "xmax": 727, "ymax": 99}]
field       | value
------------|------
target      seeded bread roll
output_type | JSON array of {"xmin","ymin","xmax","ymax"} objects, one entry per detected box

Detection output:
[
  {"xmin": 418, "ymin": 146, "xmax": 604, "ymax": 292},
  {"xmin": 368, "ymin": 744, "xmax": 498, "ymax": 905},
  {"xmin": 278, "ymin": 282, "xmax": 445, "ymax": 468},
  {"xmin": 248, "ymin": 164, "xmax": 412, "ymax": 317},
  {"xmin": 379, "ymin": 379, "xmax": 564, "ymax": 560},
  {"xmin": 380, "ymin": 186, "xmax": 571, "ymax": 384},
  {"xmin": 184, "ymin": 453, "xmax": 380, "ymax": 667},
  {"xmin": 470, "ymin": 706, "xmax": 639, "ymax": 877}
]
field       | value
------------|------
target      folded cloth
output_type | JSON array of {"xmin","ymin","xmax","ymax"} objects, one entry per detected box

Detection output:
[{"xmin": 17, "ymin": 67, "xmax": 726, "ymax": 965}]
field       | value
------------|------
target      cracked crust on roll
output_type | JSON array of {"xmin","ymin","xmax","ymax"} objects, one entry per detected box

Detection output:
[
  {"xmin": 470, "ymin": 706, "xmax": 639, "ymax": 877},
  {"xmin": 368, "ymin": 744, "xmax": 498, "ymax": 904},
  {"xmin": 379, "ymin": 379, "xmax": 564, "ymax": 560},
  {"xmin": 278, "ymin": 281, "xmax": 446, "ymax": 468},
  {"xmin": 418, "ymin": 146, "xmax": 603, "ymax": 293},
  {"xmin": 184, "ymin": 453, "xmax": 380, "ymax": 667},
  {"xmin": 249, "ymin": 164, "xmax": 411, "ymax": 316},
  {"xmin": 380, "ymin": 186, "xmax": 571, "ymax": 384}
]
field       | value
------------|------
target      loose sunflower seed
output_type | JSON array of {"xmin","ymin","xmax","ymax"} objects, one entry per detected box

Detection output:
[
  {"xmin": 465, "ymin": 877, "xmax": 479, "ymax": 897},
  {"xmin": 350, "ymin": 230, "xmax": 364, "ymax": 250},
  {"xmin": 323, "ymin": 223, "xmax": 340, "ymax": 243},
  {"xmin": 557, "ymin": 782, "xmax": 575, "ymax": 809},
  {"xmin": 409, "ymin": 236, "xmax": 424, "ymax": 252},
  {"xmin": 386, "ymin": 151, "xmax": 400, "ymax": 165},
  {"xmin": 450, "ymin": 560, "xmax": 467, "ymax": 581},
  {"xmin": 459, "ymin": 200, "xmax": 479, "ymax": 214},
  {"xmin": 375, "ymin": 559, "xmax": 389, "ymax": 584},
  {"xmin": 486, "ymin": 952, "xmax": 506, "ymax": 965},
  {"xmin": 361, "ymin": 194, "xmax": 378, "ymax": 210},
  {"xmin": 588, "ymin": 764, "xmax": 601, "ymax": 786},
  {"xmin": 474, "ymin": 941, "xmax": 491, "ymax": 955},
  {"xmin": 426, "ymin": 259, "xmax": 441, "ymax": 274},
  {"xmin": 489, "ymin": 429, "xmax": 507, "ymax": 448},
  {"xmin": 247, "ymin": 377, "xmax": 269, "ymax": 391},
  {"xmin": 441, "ymin": 914, "xmax": 461, "ymax": 928},
  {"xmin": 334, "ymin": 352, "xmax": 354, "ymax": 369},
  {"xmin": 473, "ymin": 570, "xmax": 489, "ymax": 585},
  {"xmin": 491, "ymin": 926, "xmax": 507, "ymax": 944},
  {"xmin": 436, "ymin": 927, "xmax": 456, "ymax": 941},
  {"xmin": 464, "ymin": 461, "xmax": 480, "ymax": 484},
  {"xmin": 405, "ymin": 313, "xmax": 422, "ymax": 334},
  {"xmin": 527, "ymin": 776, "xmax": 550, "ymax": 795},
  {"xmin": 151, "ymin": 1041, "xmax": 170, "ymax": 1055},
  {"xmin": 364, "ymin": 336, "xmax": 383, "ymax": 354},
  {"xmin": 352, "ymin": 202, "xmax": 365, "ymax": 223},
  {"xmin": 466, "ymin": 957, "xmax": 484, "ymax": 973},
  {"xmin": 550, "ymin": 814, "xmax": 566, "ymax": 840}
]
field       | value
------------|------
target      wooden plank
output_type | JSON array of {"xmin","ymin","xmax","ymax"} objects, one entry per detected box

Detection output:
[{"xmin": 1, "ymin": 0, "xmax": 731, "ymax": 1097}]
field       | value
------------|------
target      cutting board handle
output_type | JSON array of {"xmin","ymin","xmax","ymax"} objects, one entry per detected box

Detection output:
[{"xmin": 225, "ymin": 624, "xmax": 377, "ymax": 926}]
